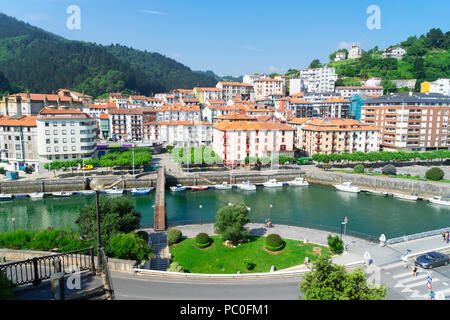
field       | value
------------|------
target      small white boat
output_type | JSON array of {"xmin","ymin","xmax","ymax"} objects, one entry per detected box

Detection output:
[
  {"xmin": 215, "ymin": 182, "xmax": 233, "ymax": 190},
  {"xmin": 287, "ymin": 177, "xmax": 309, "ymax": 186},
  {"xmin": 428, "ymin": 196, "xmax": 450, "ymax": 206},
  {"xmin": 333, "ymin": 182, "xmax": 360, "ymax": 193},
  {"xmin": 131, "ymin": 187, "xmax": 154, "ymax": 195},
  {"xmin": 263, "ymin": 179, "xmax": 283, "ymax": 188},
  {"xmin": 77, "ymin": 190, "xmax": 96, "ymax": 195},
  {"xmin": 0, "ymin": 194, "xmax": 13, "ymax": 201},
  {"xmin": 392, "ymin": 193, "xmax": 418, "ymax": 201},
  {"xmin": 52, "ymin": 191, "xmax": 73, "ymax": 197},
  {"xmin": 365, "ymin": 190, "xmax": 388, "ymax": 196},
  {"xmin": 104, "ymin": 187, "xmax": 123, "ymax": 195},
  {"xmin": 29, "ymin": 192, "xmax": 45, "ymax": 200},
  {"xmin": 170, "ymin": 184, "xmax": 187, "ymax": 192},
  {"xmin": 190, "ymin": 186, "xmax": 209, "ymax": 191},
  {"xmin": 237, "ymin": 181, "xmax": 256, "ymax": 191}
]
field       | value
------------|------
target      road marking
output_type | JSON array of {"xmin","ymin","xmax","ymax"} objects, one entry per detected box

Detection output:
[
  {"xmin": 392, "ymin": 271, "xmax": 418, "ymax": 280},
  {"xmin": 394, "ymin": 274, "xmax": 427, "ymax": 287}
]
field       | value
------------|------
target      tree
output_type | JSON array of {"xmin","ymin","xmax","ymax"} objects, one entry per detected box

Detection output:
[
  {"xmin": 425, "ymin": 167, "xmax": 445, "ymax": 181},
  {"xmin": 381, "ymin": 79, "xmax": 397, "ymax": 94},
  {"xmin": 299, "ymin": 255, "xmax": 386, "ymax": 300},
  {"xmin": 214, "ymin": 203, "xmax": 250, "ymax": 245},
  {"xmin": 75, "ymin": 197, "xmax": 141, "ymax": 246},
  {"xmin": 309, "ymin": 59, "xmax": 322, "ymax": 69},
  {"xmin": 167, "ymin": 262, "xmax": 184, "ymax": 273},
  {"xmin": 106, "ymin": 232, "xmax": 151, "ymax": 261}
]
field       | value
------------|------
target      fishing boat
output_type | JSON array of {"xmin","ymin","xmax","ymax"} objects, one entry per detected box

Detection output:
[
  {"xmin": 131, "ymin": 187, "xmax": 154, "ymax": 195},
  {"xmin": 190, "ymin": 186, "xmax": 209, "ymax": 191},
  {"xmin": 0, "ymin": 194, "xmax": 13, "ymax": 201},
  {"xmin": 262, "ymin": 179, "xmax": 283, "ymax": 188},
  {"xmin": 52, "ymin": 191, "xmax": 73, "ymax": 197},
  {"xmin": 333, "ymin": 182, "xmax": 360, "ymax": 193},
  {"xmin": 77, "ymin": 190, "xmax": 96, "ymax": 195},
  {"xmin": 214, "ymin": 182, "xmax": 233, "ymax": 190},
  {"xmin": 392, "ymin": 192, "xmax": 418, "ymax": 201},
  {"xmin": 29, "ymin": 192, "xmax": 45, "ymax": 200},
  {"xmin": 13, "ymin": 194, "xmax": 28, "ymax": 198},
  {"xmin": 104, "ymin": 187, "xmax": 123, "ymax": 195},
  {"xmin": 237, "ymin": 181, "xmax": 256, "ymax": 191},
  {"xmin": 170, "ymin": 184, "xmax": 187, "ymax": 192},
  {"xmin": 287, "ymin": 177, "xmax": 309, "ymax": 186},
  {"xmin": 428, "ymin": 196, "xmax": 450, "ymax": 206},
  {"xmin": 365, "ymin": 190, "xmax": 388, "ymax": 196}
]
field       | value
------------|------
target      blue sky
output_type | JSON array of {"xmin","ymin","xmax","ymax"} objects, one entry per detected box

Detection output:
[{"xmin": 0, "ymin": 0, "xmax": 449, "ymax": 77}]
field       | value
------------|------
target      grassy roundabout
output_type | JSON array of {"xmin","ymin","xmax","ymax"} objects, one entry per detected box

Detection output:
[{"xmin": 169, "ymin": 235, "xmax": 331, "ymax": 274}]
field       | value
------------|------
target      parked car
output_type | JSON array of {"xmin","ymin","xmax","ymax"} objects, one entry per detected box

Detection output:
[
  {"xmin": 82, "ymin": 165, "xmax": 93, "ymax": 170},
  {"xmin": 415, "ymin": 251, "xmax": 450, "ymax": 269}
]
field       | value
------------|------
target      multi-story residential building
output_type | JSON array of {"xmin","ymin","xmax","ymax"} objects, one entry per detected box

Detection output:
[
  {"xmin": 155, "ymin": 104, "xmax": 202, "ymax": 122},
  {"xmin": 128, "ymin": 95, "xmax": 148, "ymax": 106},
  {"xmin": 193, "ymin": 87, "xmax": 223, "ymax": 104},
  {"xmin": 242, "ymin": 74, "xmax": 269, "ymax": 85},
  {"xmin": 335, "ymin": 86, "xmax": 384, "ymax": 98},
  {"xmin": 109, "ymin": 108, "xmax": 144, "ymax": 142},
  {"xmin": 36, "ymin": 108, "xmax": 97, "ymax": 166},
  {"xmin": 253, "ymin": 78, "xmax": 285, "ymax": 100},
  {"xmin": 289, "ymin": 79, "xmax": 302, "ymax": 96},
  {"xmin": 292, "ymin": 97, "xmax": 350, "ymax": 119},
  {"xmin": 83, "ymin": 103, "xmax": 117, "ymax": 118},
  {"xmin": 334, "ymin": 52, "xmax": 347, "ymax": 62},
  {"xmin": 421, "ymin": 79, "xmax": 450, "ymax": 97},
  {"xmin": 299, "ymin": 67, "xmax": 337, "ymax": 93},
  {"xmin": 0, "ymin": 89, "xmax": 91, "ymax": 116},
  {"xmin": 146, "ymin": 97, "xmax": 164, "ymax": 108},
  {"xmin": 109, "ymin": 93, "xmax": 128, "ymax": 108},
  {"xmin": 212, "ymin": 112, "xmax": 256, "ymax": 124},
  {"xmin": 382, "ymin": 46, "xmax": 407, "ymax": 60},
  {"xmin": 172, "ymin": 89, "xmax": 195, "ymax": 103},
  {"xmin": 216, "ymin": 82, "xmax": 254, "ymax": 101},
  {"xmin": 202, "ymin": 105, "xmax": 244, "ymax": 123},
  {"xmin": 348, "ymin": 43, "xmax": 363, "ymax": 59},
  {"xmin": 361, "ymin": 92, "xmax": 450, "ymax": 151},
  {"xmin": 0, "ymin": 115, "xmax": 39, "ymax": 172},
  {"xmin": 156, "ymin": 121, "xmax": 212, "ymax": 147},
  {"xmin": 99, "ymin": 113, "xmax": 110, "ymax": 140},
  {"xmin": 286, "ymin": 117, "xmax": 311, "ymax": 149},
  {"xmin": 298, "ymin": 118, "xmax": 379, "ymax": 156}
]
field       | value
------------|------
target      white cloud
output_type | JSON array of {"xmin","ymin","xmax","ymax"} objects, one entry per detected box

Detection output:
[{"xmin": 140, "ymin": 9, "xmax": 164, "ymax": 15}]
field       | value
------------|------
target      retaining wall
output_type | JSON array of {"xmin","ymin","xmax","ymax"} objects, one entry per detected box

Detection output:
[{"xmin": 305, "ymin": 171, "xmax": 450, "ymax": 197}]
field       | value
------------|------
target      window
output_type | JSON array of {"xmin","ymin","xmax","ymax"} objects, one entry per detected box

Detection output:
[
  {"xmin": 71, "ymin": 146, "xmax": 76, "ymax": 151},
  {"xmin": 70, "ymin": 121, "xmax": 75, "ymax": 126},
  {"xmin": 46, "ymin": 147, "xmax": 51, "ymax": 152},
  {"xmin": 62, "ymin": 130, "xmax": 66, "ymax": 135},
  {"xmin": 62, "ymin": 121, "xmax": 66, "ymax": 127},
  {"xmin": 54, "ymin": 146, "xmax": 59, "ymax": 152},
  {"xmin": 53, "ymin": 130, "xmax": 58, "ymax": 135},
  {"xmin": 71, "ymin": 138, "xmax": 75, "ymax": 143},
  {"xmin": 45, "ymin": 130, "xmax": 50, "ymax": 135},
  {"xmin": 63, "ymin": 146, "xmax": 68, "ymax": 151},
  {"xmin": 53, "ymin": 122, "xmax": 58, "ymax": 127},
  {"xmin": 46, "ymin": 139, "xmax": 50, "ymax": 144},
  {"xmin": 71, "ymin": 129, "xmax": 75, "ymax": 135},
  {"xmin": 54, "ymin": 138, "xmax": 59, "ymax": 144},
  {"xmin": 63, "ymin": 138, "xmax": 67, "ymax": 143},
  {"xmin": 45, "ymin": 122, "xmax": 49, "ymax": 127}
]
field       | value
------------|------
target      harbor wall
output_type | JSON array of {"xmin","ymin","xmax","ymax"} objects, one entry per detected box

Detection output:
[{"xmin": 305, "ymin": 170, "xmax": 450, "ymax": 197}]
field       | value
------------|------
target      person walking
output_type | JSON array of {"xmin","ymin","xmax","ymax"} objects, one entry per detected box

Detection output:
[
  {"xmin": 412, "ymin": 265, "xmax": 418, "ymax": 277},
  {"xmin": 446, "ymin": 232, "xmax": 449, "ymax": 244},
  {"xmin": 443, "ymin": 232, "xmax": 447, "ymax": 242}
]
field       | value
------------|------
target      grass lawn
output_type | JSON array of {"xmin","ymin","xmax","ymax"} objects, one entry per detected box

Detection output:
[{"xmin": 169, "ymin": 235, "xmax": 331, "ymax": 274}]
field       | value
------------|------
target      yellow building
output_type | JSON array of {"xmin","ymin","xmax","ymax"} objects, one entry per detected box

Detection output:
[{"xmin": 421, "ymin": 82, "xmax": 431, "ymax": 93}]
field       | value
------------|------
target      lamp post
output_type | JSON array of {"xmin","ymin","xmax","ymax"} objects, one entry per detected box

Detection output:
[
  {"xmin": 269, "ymin": 204, "xmax": 273, "ymax": 221},
  {"xmin": 199, "ymin": 205, "xmax": 203, "ymax": 225},
  {"xmin": 89, "ymin": 178, "xmax": 104, "ymax": 272},
  {"xmin": 11, "ymin": 218, "xmax": 15, "ymax": 231}
]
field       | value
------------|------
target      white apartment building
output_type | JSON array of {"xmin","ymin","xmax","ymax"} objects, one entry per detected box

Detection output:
[
  {"xmin": 155, "ymin": 104, "xmax": 201, "ymax": 122},
  {"xmin": 193, "ymin": 87, "xmax": 223, "ymax": 104},
  {"xmin": 422, "ymin": 79, "xmax": 450, "ymax": 96},
  {"xmin": 253, "ymin": 78, "xmax": 285, "ymax": 100},
  {"xmin": 289, "ymin": 79, "xmax": 302, "ymax": 96},
  {"xmin": 243, "ymin": 74, "xmax": 270, "ymax": 85},
  {"xmin": 334, "ymin": 52, "xmax": 347, "ymax": 62},
  {"xmin": 382, "ymin": 46, "xmax": 407, "ymax": 60},
  {"xmin": 109, "ymin": 108, "xmax": 144, "ymax": 142},
  {"xmin": 335, "ymin": 86, "xmax": 384, "ymax": 98},
  {"xmin": 156, "ymin": 121, "xmax": 212, "ymax": 147},
  {"xmin": 299, "ymin": 67, "xmax": 337, "ymax": 93},
  {"xmin": 212, "ymin": 121, "xmax": 295, "ymax": 164},
  {"xmin": 216, "ymin": 82, "xmax": 254, "ymax": 101},
  {"xmin": 36, "ymin": 108, "xmax": 97, "ymax": 165}
]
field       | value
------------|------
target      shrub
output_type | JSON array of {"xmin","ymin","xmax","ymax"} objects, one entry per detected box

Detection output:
[
  {"xmin": 425, "ymin": 167, "xmax": 445, "ymax": 181},
  {"xmin": 353, "ymin": 164, "xmax": 364, "ymax": 174},
  {"xmin": 323, "ymin": 163, "xmax": 332, "ymax": 170},
  {"xmin": 107, "ymin": 232, "xmax": 151, "ymax": 261},
  {"xmin": 265, "ymin": 234, "xmax": 284, "ymax": 251},
  {"xmin": 0, "ymin": 271, "xmax": 13, "ymax": 300},
  {"xmin": 195, "ymin": 233, "xmax": 212, "ymax": 248},
  {"xmin": 166, "ymin": 262, "xmax": 184, "ymax": 273},
  {"xmin": 382, "ymin": 164, "xmax": 397, "ymax": 175},
  {"xmin": 243, "ymin": 259, "xmax": 255, "ymax": 270},
  {"xmin": 167, "ymin": 228, "xmax": 182, "ymax": 245},
  {"xmin": 327, "ymin": 234, "xmax": 344, "ymax": 254},
  {"xmin": 136, "ymin": 231, "xmax": 149, "ymax": 243}
]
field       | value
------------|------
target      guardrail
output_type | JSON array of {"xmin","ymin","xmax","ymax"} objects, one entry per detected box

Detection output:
[
  {"xmin": 386, "ymin": 227, "xmax": 450, "ymax": 245},
  {"xmin": 0, "ymin": 247, "xmax": 95, "ymax": 287}
]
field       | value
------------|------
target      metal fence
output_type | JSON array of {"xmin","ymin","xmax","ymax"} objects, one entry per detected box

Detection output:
[
  {"xmin": 0, "ymin": 247, "xmax": 95, "ymax": 287},
  {"xmin": 386, "ymin": 227, "xmax": 450, "ymax": 245}
]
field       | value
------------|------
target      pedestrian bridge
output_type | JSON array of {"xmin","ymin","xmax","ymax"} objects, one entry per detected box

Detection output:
[{"xmin": 154, "ymin": 167, "xmax": 166, "ymax": 231}]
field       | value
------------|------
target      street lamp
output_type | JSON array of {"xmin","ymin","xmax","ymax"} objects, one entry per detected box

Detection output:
[
  {"xmin": 269, "ymin": 204, "xmax": 273, "ymax": 221},
  {"xmin": 199, "ymin": 205, "xmax": 203, "ymax": 225},
  {"xmin": 11, "ymin": 218, "xmax": 15, "ymax": 231},
  {"xmin": 89, "ymin": 178, "xmax": 105, "ymax": 272}
]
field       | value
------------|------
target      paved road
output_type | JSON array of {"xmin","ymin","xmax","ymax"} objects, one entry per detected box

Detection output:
[{"xmin": 111, "ymin": 272, "xmax": 302, "ymax": 300}]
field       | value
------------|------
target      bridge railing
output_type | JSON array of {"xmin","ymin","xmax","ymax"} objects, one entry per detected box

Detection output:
[
  {"xmin": 0, "ymin": 247, "xmax": 95, "ymax": 288},
  {"xmin": 386, "ymin": 227, "xmax": 450, "ymax": 245}
]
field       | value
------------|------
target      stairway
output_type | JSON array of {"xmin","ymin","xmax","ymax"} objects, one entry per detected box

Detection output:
[{"xmin": 149, "ymin": 232, "xmax": 170, "ymax": 271}]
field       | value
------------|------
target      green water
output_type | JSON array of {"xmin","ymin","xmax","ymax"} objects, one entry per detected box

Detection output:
[{"xmin": 1, "ymin": 184, "xmax": 449, "ymax": 239}]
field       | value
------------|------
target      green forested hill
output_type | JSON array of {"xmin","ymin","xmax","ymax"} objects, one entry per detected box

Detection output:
[{"xmin": 0, "ymin": 13, "xmax": 218, "ymax": 98}]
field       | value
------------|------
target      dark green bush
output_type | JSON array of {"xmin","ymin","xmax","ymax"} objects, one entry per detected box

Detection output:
[
  {"xmin": 353, "ymin": 164, "xmax": 364, "ymax": 174},
  {"xmin": 425, "ymin": 167, "xmax": 445, "ymax": 181},
  {"xmin": 136, "ymin": 231, "xmax": 149, "ymax": 243},
  {"xmin": 167, "ymin": 228, "xmax": 182, "ymax": 245},
  {"xmin": 195, "ymin": 233, "xmax": 212, "ymax": 248},
  {"xmin": 327, "ymin": 234, "xmax": 344, "ymax": 254},
  {"xmin": 0, "ymin": 271, "xmax": 13, "ymax": 300},
  {"xmin": 265, "ymin": 234, "xmax": 284, "ymax": 251},
  {"xmin": 243, "ymin": 259, "xmax": 255, "ymax": 270},
  {"xmin": 107, "ymin": 232, "xmax": 151, "ymax": 261},
  {"xmin": 382, "ymin": 164, "xmax": 397, "ymax": 175}
]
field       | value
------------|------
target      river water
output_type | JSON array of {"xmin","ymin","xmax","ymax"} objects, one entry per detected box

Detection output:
[{"xmin": 1, "ymin": 184, "xmax": 449, "ymax": 239}]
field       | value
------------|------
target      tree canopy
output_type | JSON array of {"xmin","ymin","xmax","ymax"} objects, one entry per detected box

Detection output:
[{"xmin": 214, "ymin": 203, "xmax": 250, "ymax": 245}]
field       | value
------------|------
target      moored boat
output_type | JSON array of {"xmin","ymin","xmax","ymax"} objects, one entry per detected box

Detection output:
[
  {"xmin": 77, "ymin": 190, "xmax": 95, "ymax": 195},
  {"xmin": 104, "ymin": 187, "xmax": 124, "ymax": 195},
  {"xmin": 29, "ymin": 192, "xmax": 45, "ymax": 200},
  {"xmin": 190, "ymin": 186, "xmax": 209, "ymax": 191},
  {"xmin": 237, "ymin": 181, "xmax": 256, "ymax": 191},
  {"xmin": 428, "ymin": 196, "xmax": 450, "ymax": 206},
  {"xmin": 52, "ymin": 191, "xmax": 73, "ymax": 197},
  {"xmin": 287, "ymin": 177, "xmax": 309, "ymax": 186},
  {"xmin": 333, "ymin": 182, "xmax": 360, "ymax": 193},
  {"xmin": 365, "ymin": 190, "xmax": 388, "ymax": 196},
  {"xmin": 170, "ymin": 184, "xmax": 187, "ymax": 192},
  {"xmin": 0, "ymin": 194, "xmax": 13, "ymax": 201},
  {"xmin": 262, "ymin": 179, "xmax": 283, "ymax": 188},
  {"xmin": 214, "ymin": 182, "xmax": 233, "ymax": 190},
  {"xmin": 131, "ymin": 187, "xmax": 154, "ymax": 195},
  {"xmin": 392, "ymin": 192, "xmax": 418, "ymax": 201}
]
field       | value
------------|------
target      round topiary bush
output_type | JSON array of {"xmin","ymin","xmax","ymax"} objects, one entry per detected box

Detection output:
[
  {"xmin": 353, "ymin": 164, "xmax": 364, "ymax": 174},
  {"xmin": 167, "ymin": 228, "xmax": 182, "ymax": 245},
  {"xmin": 265, "ymin": 234, "xmax": 284, "ymax": 251},
  {"xmin": 195, "ymin": 232, "xmax": 212, "ymax": 248},
  {"xmin": 425, "ymin": 167, "xmax": 445, "ymax": 181},
  {"xmin": 382, "ymin": 164, "xmax": 397, "ymax": 176}
]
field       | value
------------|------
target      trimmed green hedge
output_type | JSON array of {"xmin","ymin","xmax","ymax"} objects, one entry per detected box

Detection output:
[
  {"xmin": 167, "ymin": 228, "xmax": 182, "ymax": 245},
  {"xmin": 265, "ymin": 234, "xmax": 285, "ymax": 252},
  {"xmin": 195, "ymin": 233, "xmax": 212, "ymax": 248},
  {"xmin": 425, "ymin": 167, "xmax": 445, "ymax": 181}
]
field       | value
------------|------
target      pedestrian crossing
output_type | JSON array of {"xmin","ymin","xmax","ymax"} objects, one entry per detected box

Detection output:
[{"xmin": 380, "ymin": 264, "xmax": 450, "ymax": 300}]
